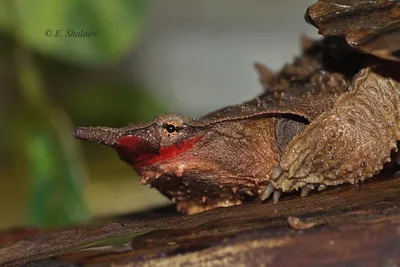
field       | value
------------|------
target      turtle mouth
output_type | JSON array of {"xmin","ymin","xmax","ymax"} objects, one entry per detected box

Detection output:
[{"xmin": 114, "ymin": 134, "xmax": 204, "ymax": 169}]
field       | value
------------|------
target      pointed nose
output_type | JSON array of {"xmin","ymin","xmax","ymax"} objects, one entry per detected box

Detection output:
[
  {"xmin": 72, "ymin": 126, "xmax": 122, "ymax": 146},
  {"xmin": 73, "ymin": 127, "xmax": 84, "ymax": 139}
]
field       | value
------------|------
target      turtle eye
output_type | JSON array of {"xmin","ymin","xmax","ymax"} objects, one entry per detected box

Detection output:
[
  {"xmin": 166, "ymin": 124, "xmax": 176, "ymax": 133},
  {"xmin": 163, "ymin": 121, "xmax": 179, "ymax": 137}
]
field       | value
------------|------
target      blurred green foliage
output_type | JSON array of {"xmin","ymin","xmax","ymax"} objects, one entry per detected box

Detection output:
[
  {"xmin": 64, "ymin": 85, "xmax": 165, "ymax": 126},
  {"xmin": 0, "ymin": 0, "xmax": 148, "ymax": 64},
  {"xmin": 0, "ymin": 0, "xmax": 165, "ymax": 228}
]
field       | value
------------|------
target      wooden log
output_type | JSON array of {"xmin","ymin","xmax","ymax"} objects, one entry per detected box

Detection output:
[{"xmin": 1, "ymin": 171, "xmax": 399, "ymax": 266}]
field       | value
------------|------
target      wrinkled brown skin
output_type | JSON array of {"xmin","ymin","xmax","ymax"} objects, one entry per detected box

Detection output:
[
  {"xmin": 271, "ymin": 67, "xmax": 400, "ymax": 193},
  {"xmin": 74, "ymin": 116, "xmax": 281, "ymax": 214},
  {"xmin": 74, "ymin": 0, "xmax": 400, "ymax": 214}
]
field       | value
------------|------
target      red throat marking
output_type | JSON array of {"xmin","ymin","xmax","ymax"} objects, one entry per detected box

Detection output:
[{"xmin": 115, "ymin": 135, "xmax": 202, "ymax": 168}]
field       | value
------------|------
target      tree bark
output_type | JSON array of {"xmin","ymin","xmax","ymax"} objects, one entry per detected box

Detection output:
[{"xmin": 1, "ymin": 172, "xmax": 399, "ymax": 266}]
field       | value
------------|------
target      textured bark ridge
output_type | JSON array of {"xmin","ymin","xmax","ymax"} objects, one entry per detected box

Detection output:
[
  {"xmin": 306, "ymin": 0, "xmax": 400, "ymax": 62},
  {"xmin": 0, "ymin": 173, "xmax": 399, "ymax": 266}
]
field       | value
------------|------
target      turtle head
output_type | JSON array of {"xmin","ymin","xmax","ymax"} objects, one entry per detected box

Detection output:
[{"xmin": 74, "ymin": 113, "xmax": 280, "ymax": 213}]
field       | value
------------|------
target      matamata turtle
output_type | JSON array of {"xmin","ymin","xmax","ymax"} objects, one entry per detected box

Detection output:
[{"xmin": 74, "ymin": 0, "xmax": 400, "ymax": 214}]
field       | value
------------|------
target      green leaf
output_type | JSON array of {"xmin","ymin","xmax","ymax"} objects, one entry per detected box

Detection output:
[
  {"xmin": 10, "ymin": 44, "xmax": 91, "ymax": 228},
  {"xmin": 27, "ymin": 130, "xmax": 89, "ymax": 227},
  {"xmin": 1, "ymin": 0, "xmax": 148, "ymax": 65}
]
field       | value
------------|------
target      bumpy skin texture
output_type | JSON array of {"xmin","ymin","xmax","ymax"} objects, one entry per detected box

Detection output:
[
  {"xmin": 74, "ymin": 0, "xmax": 400, "ymax": 213},
  {"xmin": 271, "ymin": 68, "xmax": 400, "ymax": 192},
  {"xmin": 74, "ymin": 39, "xmax": 356, "ymax": 213}
]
